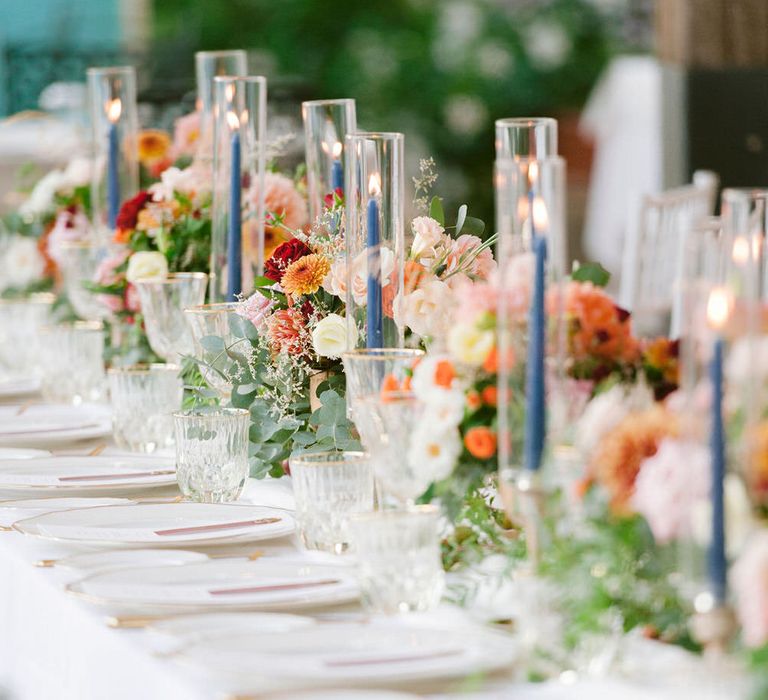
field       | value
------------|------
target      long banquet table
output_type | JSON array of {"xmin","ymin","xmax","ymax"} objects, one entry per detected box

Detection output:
[{"xmin": 0, "ymin": 435, "xmax": 750, "ymax": 700}]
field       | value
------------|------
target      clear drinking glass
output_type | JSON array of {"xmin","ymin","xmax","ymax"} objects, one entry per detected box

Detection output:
[
  {"xmin": 494, "ymin": 117, "xmax": 558, "ymax": 160},
  {"xmin": 195, "ymin": 50, "xmax": 248, "ymax": 163},
  {"xmin": 0, "ymin": 293, "xmax": 55, "ymax": 377},
  {"xmin": 86, "ymin": 66, "xmax": 139, "ymax": 239},
  {"xmin": 350, "ymin": 505, "xmax": 444, "ymax": 614},
  {"xmin": 173, "ymin": 407, "xmax": 250, "ymax": 502},
  {"xmin": 39, "ymin": 322, "xmax": 106, "ymax": 404},
  {"xmin": 108, "ymin": 364, "xmax": 183, "ymax": 453},
  {"xmin": 184, "ymin": 302, "xmax": 249, "ymax": 399},
  {"xmin": 210, "ymin": 75, "xmax": 267, "ymax": 301},
  {"xmin": 344, "ymin": 132, "xmax": 405, "ymax": 349},
  {"xmin": 301, "ymin": 98, "xmax": 357, "ymax": 221},
  {"xmin": 56, "ymin": 241, "xmax": 112, "ymax": 322},
  {"xmin": 134, "ymin": 273, "xmax": 208, "ymax": 362},
  {"xmin": 289, "ymin": 451, "xmax": 374, "ymax": 553}
]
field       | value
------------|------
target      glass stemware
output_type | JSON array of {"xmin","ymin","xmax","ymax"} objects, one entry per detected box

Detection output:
[
  {"xmin": 56, "ymin": 241, "xmax": 112, "ymax": 322},
  {"xmin": 0, "ymin": 293, "xmax": 55, "ymax": 378},
  {"xmin": 134, "ymin": 273, "xmax": 208, "ymax": 363}
]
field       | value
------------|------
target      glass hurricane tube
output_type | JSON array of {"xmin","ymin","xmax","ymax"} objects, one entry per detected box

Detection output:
[
  {"xmin": 86, "ymin": 66, "xmax": 139, "ymax": 240},
  {"xmin": 194, "ymin": 50, "xmax": 248, "ymax": 163},
  {"xmin": 210, "ymin": 76, "xmax": 267, "ymax": 302},
  {"xmin": 495, "ymin": 117, "xmax": 558, "ymax": 160},
  {"xmin": 344, "ymin": 132, "xmax": 405, "ymax": 349},
  {"xmin": 302, "ymin": 98, "xmax": 357, "ymax": 221}
]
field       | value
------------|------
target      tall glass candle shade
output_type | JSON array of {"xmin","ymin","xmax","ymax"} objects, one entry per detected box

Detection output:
[
  {"xmin": 495, "ymin": 117, "xmax": 558, "ymax": 160},
  {"xmin": 495, "ymin": 156, "xmax": 567, "ymax": 279},
  {"xmin": 344, "ymin": 132, "xmax": 405, "ymax": 350},
  {"xmin": 210, "ymin": 76, "xmax": 267, "ymax": 302},
  {"xmin": 87, "ymin": 67, "xmax": 139, "ymax": 240},
  {"xmin": 302, "ymin": 99, "xmax": 357, "ymax": 221},
  {"xmin": 194, "ymin": 50, "xmax": 248, "ymax": 163}
]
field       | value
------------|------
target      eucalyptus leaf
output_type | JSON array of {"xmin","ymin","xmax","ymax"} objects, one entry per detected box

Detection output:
[
  {"xmin": 199, "ymin": 335, "xmax": 225, "ymax": 353},
  {"xmin": 461, "ymin": 216, "xmax": 485, "ymax": 236},
  {"xmin": 429, "ymin": 196, "xmax": 445, "ymax": 226},
  {"xmin": 455, "ymin": 204, "xmax": 468, "ymax": 235},
  {"xmin": 572, "ymin": 262, "xmax": 611, "ymax": 287}
]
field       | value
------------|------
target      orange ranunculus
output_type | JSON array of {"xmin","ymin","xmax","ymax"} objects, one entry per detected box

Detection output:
[
  {"xmin": 464, "ymin": 426, "xmax": 497, "ymax": 459},
  {"xmin": 402, "ymin": 374, "xmax": 412, "ymax": 391},
  {"xmin": 483, "ymin": 347, "xmax": 498, "ymax": 374},
  {"xmin": 380, "ymin": 374, "xmax": 401, "ymax": 401},
  {"xmin": 481, "ymin": 385, "xmax": 498, "ymax": 406},
  {"xmin": 434, "ymin": 359, "xmax": 455, "ymax": 389},
  {"xmin": 466, "ymin": 390, "xmax": 482, "ymax": 411},
  {"xmin": 138, "ymin": 129, "xmax": 172, "ymax": 167}
]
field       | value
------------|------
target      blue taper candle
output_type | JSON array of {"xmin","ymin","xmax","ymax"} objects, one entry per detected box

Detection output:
[
  {"xmin": 366, "ymin": 183, "xmax": 382, "ymax": 348},
  {"xmin": 331, "ymin": 158, "xmax": 344, "ymax": 194},
  {"xmin": 107, "ymin": 121, "xmax": 120, "ymax": 229},
  {"xmin": 226, "ymin": 129, "xmax": 242, "ymax": 302},
  {"xmin": 709, "ymin": 336, "xmax": 727, "ymax": 604},
  {"xmin": 524, "ymin": 235, "xmax": 547, "ymax": 471}
]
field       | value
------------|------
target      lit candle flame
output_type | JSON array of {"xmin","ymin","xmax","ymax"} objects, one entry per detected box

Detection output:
[
  {"xmin": 528, "ymin": 161, "xmax": 539, "ymax": 185},
  {"xmin": 368, "ymin": 172, "xmax": 381, "ymax": 197},
  {"xmin": 106, "ymin": 99, "xmax": 122, "ymax": 123},
  {"xmin": 332, "ymin": 141, "xmax": 342, "ymax": 158},
  {"xmin": 532, "ymin": 197, "xmax": 549, "ymax": 231},
  {"xmin": 226, "ymin": 111, "xmax": 240, "ymax": 132},
  {"xmin": 225, "ymin": 83, "xmax": 235, "ymax": 102},
  {"xmin": 732, "ymin": 236, "xmax": 750, "ymax": 265},
  {"xmin": 707, "ymin": 286, "xmax": 733, "ymax": 330}
]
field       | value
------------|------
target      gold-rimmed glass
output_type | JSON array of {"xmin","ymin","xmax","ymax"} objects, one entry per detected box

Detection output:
[
  {"xmin": 134, "ymin": 273, "xmax": 208, "ymax": 363},
  {"xmin": 184, "ymin": 302, "xmax": 249, "ymax": 399}
]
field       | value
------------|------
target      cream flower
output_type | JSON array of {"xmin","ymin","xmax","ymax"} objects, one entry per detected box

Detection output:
[
  {"xmin": 447, "ymin": 323, "xmax": 494, "ymax": 366},
  {"xmin": 393, "ymin": 278, "xmax": 452, "ymax": 338},
  {"xmin": 19, "ymin": 169, "xmax": 67, "ymax": 218},
  {"xmin": 347, "ymin": 248, "xmax": 395, "ymax": 306},
  {"xmin": 0, "ymin": 237, "xmax": 45, "ymax": 292},
  {"xmin": 733, "ymin": 531, "xmax": 768, "ymax": 647},
  {"xmin": 149, "ymin": 165, "xmax": 211, "ymax": 205},
  {"xmin": 126, "ymin": 251, "xmax": 168, "ymax": 283},
  {"xmin": 406, "ymin": 423, "xmax": 461, "ymax": 483},
  {"xmin": 410, "ymin": 216, "xmax": 445, "ymax": 258},
  {"xmin": 312, "ymin": 313, "xmax": 356, "ymax": 359}
]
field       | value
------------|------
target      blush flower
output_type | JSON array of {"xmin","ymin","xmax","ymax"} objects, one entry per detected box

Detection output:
[
  {"xmin": 238, "ymin": 292, "xmax": 274, "ymax": 331},
  {"xmin": 445, "ymin": 234, "xmax": 496, "ymax": 280},
  {"xmin": 733, "ymin": 531, "xmax": 768, "ymax": 648},
  {"xmin": 410, "ymin": 216, "xmax": 445, "ymax": 258},
  {"xmin": 281, "ymin": 254, "xmax": 331, "ymax": 297},
  {"xmin": 171, "ymin": 111, "xmax": 201, "ymax": 160},
  {"xmin": 250, "ymin": 172, "xmax": 309, "ymax": 258}
]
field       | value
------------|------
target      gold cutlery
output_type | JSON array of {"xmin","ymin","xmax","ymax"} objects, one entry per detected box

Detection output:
[
  {"xmin": 87, "ymin": 443, "xmax": 107, "ymax": 456},
  {"xmin": 14, "ymin": 400, "xmax": 33, "ymax": 416}
]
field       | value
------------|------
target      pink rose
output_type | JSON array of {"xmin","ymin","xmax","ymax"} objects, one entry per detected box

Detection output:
[
  {"xmin": 445, "ymin": 234, "xmax": 496, "ymax": 280},
  {"xmin": 733, "ymin": 531, "xmax": 768, "ymax": 647},
  {"xmin": 238, "ymin": 291, "xmax": 274, "ymax": 330},
  {"xmin": 410, "ymin": 216, "xmax": 445, "ymax": 258}
]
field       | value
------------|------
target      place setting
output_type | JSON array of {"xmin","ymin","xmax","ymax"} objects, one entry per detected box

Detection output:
[{"xmin": 3, "ymin": 5, "xmax": 768, "ymax": 698}]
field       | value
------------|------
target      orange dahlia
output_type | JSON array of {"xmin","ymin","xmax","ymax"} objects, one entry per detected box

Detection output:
[
  {"xmin": 591, "ymin": 406, "xmax": 677, "ymax": 513},
  {"xmin": 281, "ymin": 254, "xmax": 330, "ymax": 296},
  {"xmin": 138, "ymin": 129, "xmax": 172, "ymax": 167}
]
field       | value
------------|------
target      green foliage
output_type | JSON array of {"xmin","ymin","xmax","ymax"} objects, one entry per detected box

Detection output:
[{"xmin": 571, "ymin": 261, "xmax": 611, "ymax": 287}]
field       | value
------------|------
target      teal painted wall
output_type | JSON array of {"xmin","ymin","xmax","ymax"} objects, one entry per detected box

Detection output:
[{"xmin": 0, "ymin": 0, "xmax": 123, "ymax": 115}]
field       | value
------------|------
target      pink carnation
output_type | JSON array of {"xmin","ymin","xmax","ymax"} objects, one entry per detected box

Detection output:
[
  {"xmin": 94, "ymin": 249, "xmax": 129, "ymax": 287},
  {"xmin": 631, "ymin": 438, "xmax": 710, "ymax": 544},
  {"xmin": 171, "ymin": 111, "xmax": 201, "ymax": 161},
  {"xmin": 238, "ymin": 292, "xmax": 274, "ymax": 330},
  {"xmin": 47, "ymin": 208, "xmax": 90, "ymax": 265},
  {"xmin": 445, "ymin": 234, "xmax": 496, "ymax": 280},
  {"xmin": 733, "ymin": 531, "xmax": 768, "ymax": 647}
]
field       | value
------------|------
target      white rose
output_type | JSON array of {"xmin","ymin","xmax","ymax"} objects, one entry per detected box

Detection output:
[
  {"xmin": 311, "ymin": 313, "xmax": 356, "ymax": 359},
  {"xmin": 447, "ymin": 323, "xmax": 494, "ymax": 366},
  {"xmin": 126, "ymin": 251, "xmax": 168, "ymax": 283},
  {"xmin": 394, "ymin": 278, "xmax": 452, "ymax": 338},
  {"xmin": 410, "ymin": 216, "xmax": 445, "ymax": 257},
  {"xmin": 18, "ymin": 169, "xmax": 67, "ymax": 218},
  {"xmin": 62, "ymin": 157, "xmax": 93, "ymax": 189},
  {"xmin": 0, "ymin": 237, "xmax": 45, "ymax": 292}
]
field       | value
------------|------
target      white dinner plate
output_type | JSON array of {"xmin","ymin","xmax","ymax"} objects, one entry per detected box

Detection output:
[
  {"xmin": 169, "ymin": 617, "xmax": 518, "ymax": 691},
  {"xmin": 16, "ymin": 502, "xmax": 295, "ymax": 547},
  {"xmin": 66, "ymin": 557, "xmax": 357, "ymax": 612},
  {"xmin": 0, "ymin": 403, "xmax": 111, "ymax": 447},
  {"xmin": 147, "ymin": 611, "xmax": 316, "ymax": 644},
  {"xmin": 0, "ymin": 448, "xmax": 50, "ymax": 460},
  {"xmin": 51, "ymin": 548, "xmax": 210, "ymax": 573},
  {"xmin": 0, "ymin": 496, "xmax": 134, "ymax": 528},
  {"xmin": 0, "ymin": 454, "xmax": 177, "ymax": 495},
  {"xmin": 0, "ymin": 377, "xmax": 40, "ymax": 398}
]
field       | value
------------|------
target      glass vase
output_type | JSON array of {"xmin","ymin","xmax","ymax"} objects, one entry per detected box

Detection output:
[
  {"xmin": 194, "ymin": 50, "xmax": 248, "ymax": 164},
  {"xmin": 210, "ymin": 76, "xmax": 267, "ymax": 303},
  {"xmin": 301, "ymin": 98, "xmax": 357, "ymax": 221},
  {"xmin": 344, "ymin": 132, "xmax": 405, "ymax": 349},
  {"xmin": 86, "ymin": 66, "xmax": 139, "ymax": 241},
  {"xmin": 495, "ymin": 117, "xmax": 558, "ymax": 160}
]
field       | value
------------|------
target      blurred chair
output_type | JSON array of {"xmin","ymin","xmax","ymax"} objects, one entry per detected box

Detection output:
[{"xmin": 619, "ymin": 170, "xmax": 718, "ymax": 338}]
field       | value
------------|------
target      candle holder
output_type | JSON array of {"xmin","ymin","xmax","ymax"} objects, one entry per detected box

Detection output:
[
  {"xmin": 301, "ymin": 98, "xmax": 357, "ymax": 221},
  {"xmin": 495, "ymin": 156, "xmax": 567, "ymax": 278},
  {"xmin": 344, "ymin": 132, "xmax": 405, "ymax": 350},
  {"xmin": 494, "ymin": 117, "xmax": 558, "ymax": 160},
  {"xmin": 86, "ymin": 66, "xmax": 139, "ymax": 240},
  {"xmin": 194, "ymin": 50, "xmax": 248, "ymax": 164},
  {"xmin": 210, "ymin": 75, "xmax": 267, "ymax": 303}
]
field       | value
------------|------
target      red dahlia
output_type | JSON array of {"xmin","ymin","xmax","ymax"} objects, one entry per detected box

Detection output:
[
  {"xmin": 116, "ymin": 190, "xmax": 151, "ymax": 232},
  {"xmin": 264, "ymin": 237, "xmax": 312, "ymax": 282}
]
